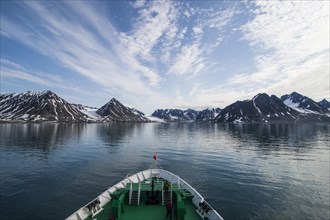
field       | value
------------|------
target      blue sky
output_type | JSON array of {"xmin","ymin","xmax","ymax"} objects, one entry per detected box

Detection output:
[{"xmin": 1, "ymin": 1, "xmax": 329, "ymax": 114}]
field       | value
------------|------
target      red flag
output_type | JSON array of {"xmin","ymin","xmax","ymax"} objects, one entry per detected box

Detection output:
[{"xmin": 153, "ymin": 152, "xmax": 157, "ymax": 160}]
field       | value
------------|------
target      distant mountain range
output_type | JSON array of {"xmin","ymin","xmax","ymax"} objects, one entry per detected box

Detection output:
[
  {"xmin": 151, "ymin": 108, "xmax": 222, "ymax": 122},
  {"xmin": 0, "ymin": 91, "xmax": 148, "ymax": 122},
  {"xmin": 214, "ymin": 92, "xmax": 329, "ymax": 123},
  {"xmin": 0, "ymin": 90, "xmax": 329, "ymax": 123},
  {"xmin": 151, "ymin": 109, "xmax": 199, "ymax": 121}
]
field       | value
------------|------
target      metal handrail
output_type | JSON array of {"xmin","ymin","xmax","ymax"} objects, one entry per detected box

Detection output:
[
  {"xmin": 129, "ymin": 182, "xmax": 133, "ymax": 205},
  {"xmin": 137, "ymin": 183, "xmax": 141, "ymax": 205},
  {"xmin": 161, "ymin": 181, "xmax": 164, "ymax": 205},
  {"xmin": 67, "ymin": 168, "xmax": 223, "ymax": 220}
]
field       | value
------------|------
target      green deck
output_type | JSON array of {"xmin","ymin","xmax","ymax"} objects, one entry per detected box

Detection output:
[{"xmin": 85, "ymin": 178, "xmax": 203, "ymax": 220}]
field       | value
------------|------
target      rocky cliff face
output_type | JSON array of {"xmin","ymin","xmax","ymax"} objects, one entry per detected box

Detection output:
[{"xmin": 195, "ymin": 108, "xmax": 221, "ymax": 122}]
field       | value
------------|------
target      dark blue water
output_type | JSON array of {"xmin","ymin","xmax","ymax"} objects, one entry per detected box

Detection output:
[{"xmin": 0, "ymin": 123, "xmax": 329, "ymax": 220}]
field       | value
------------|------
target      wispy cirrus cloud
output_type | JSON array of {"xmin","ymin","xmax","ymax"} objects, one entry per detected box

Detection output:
[
  {"xmin": 166, "ymin": 5, "xmax": 237, "ymax": 78},
  {"xmin": 174, "ymin": 1, "xmax": 329, "ymax": 108},
  {"xmin": 218, "ymin": 1, "xmax": 330, "ymax": 102},
  {"xmin": 168, "ymin": 43, "xmax": 205, "ymax": 77},
  {"xmin": 1, "ymin": 1, "xmax": 161, "ymax": 96},
  {"xmin": 0, "ymin": 58, "xmax": 85, "ymax": 94},
  {"xmin": 231, "ymin": 1, "xmax": 329, "ymax": 93}
]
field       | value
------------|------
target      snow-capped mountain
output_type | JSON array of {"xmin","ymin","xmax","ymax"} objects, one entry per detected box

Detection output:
[
  {"xmin": 318, "ymin": 99, "xmax": 330, "ymax": 110},
  {"xmin": 151, "ymin": 108, "xmax": 199, "ymax": 121},
  {"xmin": 96, "ymin": 98, "xmax": 150, "ymax": 122},
  {"xmin": 214, "ymin": 93, "xmax": 300, "ymax": 123},
  {"xmin": 281, "ymin": 92, "xmax": 329, "ymax": 114},
  {"xmin": 2, "ymin": 90, "xmax": 328, "ymax": 123},
  {"xmin": 0, "ymin": 91, "xmax": 93, "ymax": 122},
  {"xmin": 195, "ymin": 108, "xmax": 221, "ymax": 122},
  {"xmin": 0, "ymin": 91, "xmax": 150, "ymax": 123}
]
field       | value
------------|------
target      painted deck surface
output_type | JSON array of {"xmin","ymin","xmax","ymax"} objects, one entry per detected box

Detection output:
[
  {"xmin": 87, "ymin": 178, "xmax": 203, "ymax": 220},
  {"xmin": 89, "ymin": 201, "xmax": 202, "ymax": 220}
]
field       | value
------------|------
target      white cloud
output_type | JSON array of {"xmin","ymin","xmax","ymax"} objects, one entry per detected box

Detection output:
[
  {"xmin": 168, "ymin": 43, "xmax": 204, "ymax": 77},
  {"xmin": 165, "ymin": 5, "xmax": 237, "ymax": 79},
  {"xmin": 205, "ymin": 8, "xmax": 237, "ymax": 30},
  {"xmin": 267, "ymin": 53, "xmax": 330, "ymax": 101},
  {"xmin": 1, "ymin": 1, "xmax": 162, "ymax": 97},
  {"xmin": 0, "ymin": 64, "xmax": 86, "ymax": 95},
  {"xmin": 187, "ymin": 2, "xmax": 330, "ymax": 108},
  {"xmin": 226, "ymin": 1, "xmax": 330, "ymax": 100},
  {"xmin": 192, "ymin": 26, "xmax": 203, "ymax": 35},
  {"xmin": 121, "ymin": 1, "xmax": 178, "ymax": 61},
  {"xmin": 131, "ymin": 0, "xmax": 146, "ymax": 9},
  {"xmin": 0, "ymin": 58, "xmax": 25, "ymax": 70}
]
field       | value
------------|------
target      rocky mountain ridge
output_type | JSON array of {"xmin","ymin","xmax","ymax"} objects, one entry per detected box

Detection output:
[
  {"xmin": 281, "ymin": 92, "xmax": 329, "ymax": 114},
  {"xmin": 214, "ymin": 92, "xmax": 329, "ymax": 123},
  {"xmin": 0, "ymin": 91, "xmax": 149, "ymax": 122},
  {"xmin": 214, "ymin": 93, "xmax": 300, "ymax": 123},
  {"xmin": 0, "ymin": 91, "xmax": 91, "ymax": 122},
  {"xmin": 195, "ymin": 108, "xmax": 222, "ymax": 122},
  {"xmin": 1, "ymin": 90, "xmax": 329, "ymax": 123},
  {"xmin": 151, "ymin": 108, "xmax": 199, "ymax": 121}
]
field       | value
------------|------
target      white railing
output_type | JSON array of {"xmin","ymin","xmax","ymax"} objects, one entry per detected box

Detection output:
[
  {"xmin": 137, "ymin": 183, "xmax": 141, "ymax": 205},
  {"xmin": 154, "ymin": 169, "xmax": 224, "ymax": 220},
  {"xmin": 129, "ymin": 182, "xmax": 133, "ymax": 205},
  {"xmin": 66, "ymin": 168, "xmax": 223, "ymax": 220},
  {"xmin": 161, "ymin": 181, "xmax": 164, "ymax": 205}
]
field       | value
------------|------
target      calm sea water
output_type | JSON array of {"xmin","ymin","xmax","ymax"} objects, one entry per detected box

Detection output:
[{"xmin": 0, "ymin": 123, "xmax": 329, "ymax": 220}]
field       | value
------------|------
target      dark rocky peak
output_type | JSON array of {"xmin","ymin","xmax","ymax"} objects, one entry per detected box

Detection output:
[
  {"xmin": 318, "ymin": 99, "xmax": 330, "ymax": 109},
  {"xmin": 281, "ymin": 91, "xmax": 304, "ymax": 103},
  {"xmin": 96, "ymin": 98, "xmax": 125, "ymax": 117},
  {"xmin": 252, "ymin": 93, "xmax": 270, "ymax": 101},
  {"xmin": 183, "ymin": 109, "xmax": 199, "ymax": 120},
  {"xmin": 151, "ymin": 108, "xmax": 199, "ymax": 121},
  {"xmin": 281, "ymin": 92, "xmax": 328, "ymax": 114},
  {"xmin": 40, "ymin": 90, "xmax": 57, "ymax": 98},
  {"xmin": 109, "ymin": 98, "xmax": 121, "ymax": 104},
  {"xmin": 96, "ymin": 98, "xmax": 149, "ymax": 122},
  {"xmin": 195, "ymin": 108, "xmax": 222, "ymax": 122}
]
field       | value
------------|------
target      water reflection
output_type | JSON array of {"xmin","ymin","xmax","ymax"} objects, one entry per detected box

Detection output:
[
  {"xmin": 217, "ymin": 123, "xmax": 329, "ymax": 151},
  {"xmin": 0, "ymin": 123, "xmax": 90, "ymax": 153},
  {"xmin": 97, "ymin": 123, "xmax": 135, "ymax": 144},
  {"xmin": 222, "ymin": 123, "xmax": 328, "ymax": 139}
]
